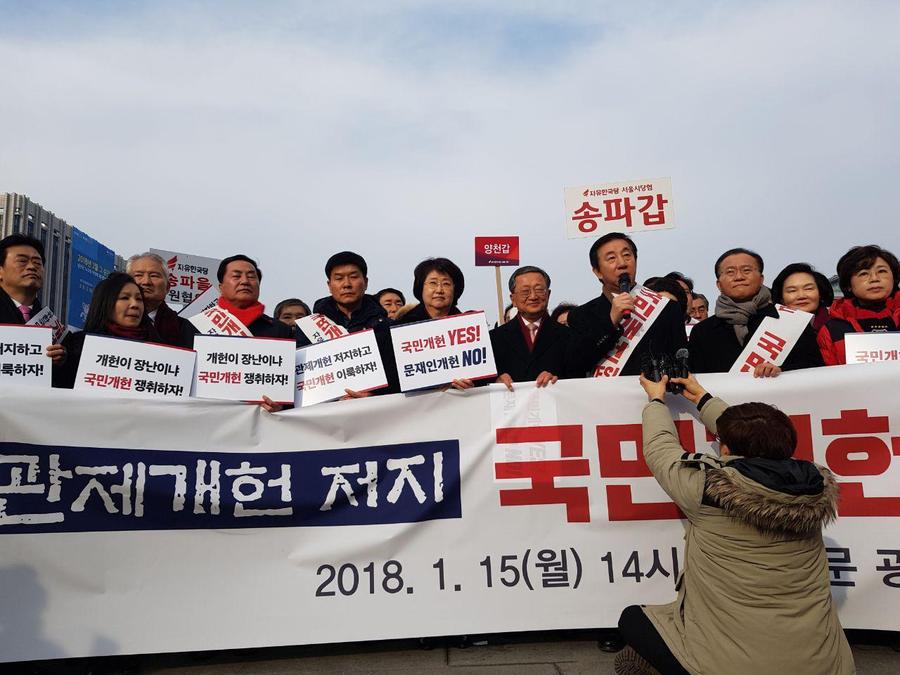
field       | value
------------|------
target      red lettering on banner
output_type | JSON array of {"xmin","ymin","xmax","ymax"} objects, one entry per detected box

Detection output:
[
  {"xmin": 448, "ymin": 325, "xmax": 479, "ymax": 346},
  {"xmin": 637, "ymin": 194, "xmax": 668, "ymax": 226},
  {"xmin": 756, "ymin": 331, "xmax": 786, "ymax": 361},
  {"xmin": 494, "ymin": 425, "xmax": 590, "ymax": 523},
  {"xmin": 603, "ymin": 197, "xmax": 635, "ymax": 227},
  {"xmin": 571, "ymin": 202, "xmax": 601, "ymax": 233},
  {"xmin": 821, "ymin": 409, "xmax": 900, "ymax": 516}
]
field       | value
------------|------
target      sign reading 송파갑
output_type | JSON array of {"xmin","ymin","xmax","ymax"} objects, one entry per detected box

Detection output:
[
  {"xmin": 565, "ymin": 177, "xmax": 674, "ymax": 239},
  {"xmin": 390, "ymin": 311, "xmax": 496, "ymax": 391},
  {"xmin": 475, "ymin": 236, "xmax": 520, "ymax": 267},
  {"xmin": 728, "ymin": 306, "xmax": 813, "ymax": 374},
  {"xmin": 193, "ymin": 335, "xmax": 295, "ymax": 403},
  {"xmin": 295, "ymin": 314, "xmax": 349, "ymax": 344},
  {"xmin": 73, "ymin": 335, "xmax": 196, "ymax": 399},
  {"xmin": 150, "ymin": 248, "xmax": 220, "ymax": 308},
  {"xmin": 0, "ymin": 325, "xmax": 52, "ymax": 387},
  {"xmin": 295, "ymin": 329, "xmax": 387, "ymax": 407},
  {"xmin": 845, "ymin": 332, "xmax": 900, "ymax": 365}
]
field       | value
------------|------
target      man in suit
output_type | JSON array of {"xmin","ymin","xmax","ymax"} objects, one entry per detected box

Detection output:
[
  {"xmin": 0, "ymin": 234, "xmax": 65, "ymax": 364},
  {"xmin": 126, "ymin": 252, "xmax": 197, "ymax": 348},
  {"xmin": 490, "ymin": 265, "xmax": 595, "ymax": 390}
]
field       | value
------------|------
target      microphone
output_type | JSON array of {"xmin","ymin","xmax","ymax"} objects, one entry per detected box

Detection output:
[
  {"xmin": 618, "ymin": 273, "xmax": 632, "ymax": 322},
  {"xmin": 671, "ymin": 348, "xmax": 690, "ymax": 394}
]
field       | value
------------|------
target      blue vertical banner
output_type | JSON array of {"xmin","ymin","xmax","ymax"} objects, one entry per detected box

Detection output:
[{"xmin": 66, "ymin": 228, "xmax": 115, "ymax": 329}]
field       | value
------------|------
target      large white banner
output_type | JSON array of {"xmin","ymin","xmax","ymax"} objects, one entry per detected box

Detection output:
[{"xmin": 0, "ymin": 364, "xmax": 899, "ymax": 663}]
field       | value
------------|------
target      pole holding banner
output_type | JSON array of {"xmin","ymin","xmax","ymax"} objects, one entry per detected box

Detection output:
[{"xmin": 475, "ymin": 236, "xmax": 520, "ymax": 327}]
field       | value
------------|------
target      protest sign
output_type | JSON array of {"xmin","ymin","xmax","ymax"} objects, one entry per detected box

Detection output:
[
  {"xmin": 0, "ymin": 324, "xmax": 51, "ymax": 387},
  {"xmin": 189, "ymin": 304, "xmax": 252, "ymax": 336},
  {"xmin": 295, "ymin": 329, "xmax": 387, "ymax": 406},
  {"xmin": 26, "ymin": 306, "xmax": 69, "ymax": 344},
  {"xmin": 177, "ymin": 285, "xmax": 220, "ymax": 318},
  {"xmin": 150, "ymin": 248, "xmax": 220, "ymax": 307},
  {"xmin": 193, "ymin": 335, "xmax": 295, "ymax": 403},
  {"xmin": 73, "ymin": 335, "xmax": 195, "ymax": 399},
  {"xmin": 593, "ymin": 287, "xmax": 669, "ymax": 377},
  {"xmin": 474, "ymin": 236, "xmax": 520, "ymax": 267},
  {"xmin": 565, "ymin": 177, "xmax": 674, "ymax": 239},
  {"xmin": 729, "ymin": 306, "xmax": 813, "ymax": 374},
  {"xmin": 295, "ymin": 313, "xmax": 349, "ymax": 344},
  {"xmin": 391, "ymin": 311, "xmax": 496, "ymax": 391},
  {"xmin": 845, "ymin": 332, "xmax": 900, "ymax": 365},
  {"xmin": 1, "ymin": 366, "xmax": 899, "ymax": 663}
]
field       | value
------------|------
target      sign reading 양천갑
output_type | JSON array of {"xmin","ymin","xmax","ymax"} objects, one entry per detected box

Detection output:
[
  {"xmin": 26, "ymin": 307, "xmax": 69, "ymax": 344},
  {"xmin": 74, "ymin": 335, "xmax": 196, "ymax": 399},
  {"xmin": 295, "ymin": 330, "xmax": 387, "ymax": 407},
  {"xmin": 844, "ymin": 332, "xmax": 900, "ymax": 364},
  {"xmin": 728, "ymin": 306, "xmax": 813, "ymax": 374},
  {"xmin": 295, "ymin": 313, "xmax": 349, "ymax": 344},
  {"xmin": 193, "ymin": 335, "xmax": 296, "ymax": 403},
  {"xmin": 475, "ymin": 236, "xmax": 520, "ymax": 267},
  {"xmin": 391, "ymin": 311, "xmax": 497, "ymax": 391},
  {"xmin": 565, "ymin": 177, "xmax": 674, "ymax": 239},
  {"xmin": 594, "ymin": 287, "xmax": 670, "ymax": 377},
  {"xmin": 189, "ymin": 304, "xmax": 252, "ymax": 337},
  {"xmin": 150, "ymin": 248, "xmax": 220, "ymax": 308},
  {"xmin": 0, "ymin": 324, "xmax": 51, "ymax": 387}
]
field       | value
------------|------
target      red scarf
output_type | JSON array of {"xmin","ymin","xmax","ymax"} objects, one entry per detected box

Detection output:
[
  {"xmin": 105, "ymin": 322, "xmax": 149, "ymax": 340},
  {"xmin": 218, "ymin": 297, "xmax": 265, "ymax": 328}
]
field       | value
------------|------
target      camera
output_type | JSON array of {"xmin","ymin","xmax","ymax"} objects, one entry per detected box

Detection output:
[{"xmin": 641, "ymin": 348, "xmax": 690, "ymax": 394}]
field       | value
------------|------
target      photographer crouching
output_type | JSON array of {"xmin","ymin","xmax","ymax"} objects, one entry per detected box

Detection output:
[{"xmin": 614, "ymin": 372, "xmax": 855, "ymax": 674}]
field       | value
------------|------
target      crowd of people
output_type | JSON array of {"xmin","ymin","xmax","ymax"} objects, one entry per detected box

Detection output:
[{"xmin": 1, "ymin": 232, "xmax": 899, "ymax": 399}]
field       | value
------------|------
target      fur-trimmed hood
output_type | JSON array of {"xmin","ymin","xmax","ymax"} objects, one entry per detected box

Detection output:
[{"xmin": 704, "ymin": 459, "xmax": 839, "ymax": 538}]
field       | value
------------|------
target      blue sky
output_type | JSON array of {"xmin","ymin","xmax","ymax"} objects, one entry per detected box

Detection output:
[{"xmin": 1, "ymin": 1, "xmax": 898, "ymax": 317}]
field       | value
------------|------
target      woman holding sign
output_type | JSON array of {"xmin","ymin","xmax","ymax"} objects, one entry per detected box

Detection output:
[
  {"xmin": 54, "ymin": 272, "xmax": 158, "ymax": 388},
  {"xmin": 818, "ymin": 244, "xmax": 900, "ymax": 365}
]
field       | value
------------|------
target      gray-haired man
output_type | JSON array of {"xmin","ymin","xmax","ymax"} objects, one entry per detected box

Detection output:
[{"xmin": 126, "ymin": 253, "xmax": 196, "ymax": 348}]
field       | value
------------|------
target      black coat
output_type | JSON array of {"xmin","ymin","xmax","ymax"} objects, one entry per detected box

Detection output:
[
  {"xmin": 567, "ymin": 293, "xmax": 687, "ymax": 376},
  {"xmin": 152, "ymin": 302, "xmax": 199, "ymax": 349},
  {"xmin": 182, "ymin": 309, "xmax": 296, "ymax": 345},
  {"xmin": 490, "ymin": 315, "xmax": 597, "ymax": 381},
  {"xmin": 0, "ymin": 287, "xmax": 41, "ymax": 325},
  {"xmin": 53, "ymin": 324, "xmax": 162, "ymax": 389},
  {"xmin": 393, "ymin": 303, "xmax": 461, "ymax": 326},
  {"xmin": 688, "ymin": 303, "xmax": 824, "ymax": 373}
]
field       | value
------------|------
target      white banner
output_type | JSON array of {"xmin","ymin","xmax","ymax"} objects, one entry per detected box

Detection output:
[
  {"xmin": 26, "ymin": 306, "xmax": 69, "ymax": 344},
  {"xmin": 295, "ymin": 313, "xmax": 349, "ymax": 344},
  {"xmin": 177, "ymin": 285, "xmax": 220, "ymax": 318},
  {"xmin": 594, "ymin": 287, "xmax": 669, "ymax": 377},
  {"xmin": 189, "ymin": 304, "xmax": 252, "ymax": 336},
  {"xmin": 150, "ymin": 248, "xmax": 220, "ymax": 308},
  {"xmin": 295, "ymin": 330, "xmax": 387, "ymax": 407},
  {"xmin": 390, "ymin": 311, "xmax": 496, "ymax": 391},
  {"xmin": 729, "ymin": 306, "xmax": 813, "ymax": 374},
  {"xmin": 845, "ymin": 332, "xmax": 900, "ymax": 365},
  {"xmin": 0, "ymin": 365, "xmax": 899, "ymax": 663},
  {"xmin": 565, "ymin": 177, "xmax": 674, "ymax": 239},
  {"xmin": 193, "ymin": 335, "xmax": 295, "ymax": 403},
  {"xmin": 0, "ymin": 325, "xmax": 51, "ymax": 387},
  {"xmin": 74, "ymin": 335, "xmax": 196, "ymax": 399}
]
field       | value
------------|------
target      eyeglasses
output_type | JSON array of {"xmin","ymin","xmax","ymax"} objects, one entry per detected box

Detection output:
[
  {"xmin": 719, "ymin": 266, "xmax": 758, "ymax": 279},
  {"xmin": 515, "ymin": 287, "xmax": 549, "ymax": 298}
]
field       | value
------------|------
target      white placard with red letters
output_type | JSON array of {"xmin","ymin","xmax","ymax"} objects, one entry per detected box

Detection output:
[
  {"xmin": 150, "ymin": 248, "xmax": 220, "ymax": 308},
  {"xmin": 193, "ymin": 335, "xmax": 295, "ymax": 403},
  {"xmin": 0, "ymin": 324, "xmax": 52, "ymax": 388},
  {"xmin": 728, "ymin": 306, "xmax": 813, "ymax": 374},
  {"xmin": 594, "ymin": 287, "xmax": 670, "ymax": 377},
  {"xmin": 294, "ymin": 330, "xmax": 387, "ymax": 407},
  {"xmin": 0, "ymin": 365, "xmax": 898, "ymax": 664},
  {"xmin": 178, "ymin": 285, "xmax": 220, "ymax": 319},
  {"xmin": 390, "ymin": 311, "xmax": 497, "ymax": 391},
  {"xmin": 845, "ymin": 332, "xmax": 900, "ymax": 365},
  {"xmin": 189, "ymin": 304, "xmax": 253, "ymax": 337},
  {"xmin": 26, "ymin": 306, "xmax": 69, "ymax": 344},
  {"xmin": 295, "ymin": 313, "xmax": 349, "ymax": 344},
  {"xmin": 565, "ymin": 177, "xmax": 675, "ymax": 239},
  {"xmin": 74, "ymin": 335, "xmax": 196, "ymax": 399}
]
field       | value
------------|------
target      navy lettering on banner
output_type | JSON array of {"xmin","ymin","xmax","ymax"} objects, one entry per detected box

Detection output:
[{"xmin": 0, "ymin": 440, "xmax": 461, "ymax": 534}]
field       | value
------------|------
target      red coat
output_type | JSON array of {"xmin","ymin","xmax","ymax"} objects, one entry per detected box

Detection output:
[{"xmin": 816, "ymin": 290, "xmax": 900, "ymax": 365}]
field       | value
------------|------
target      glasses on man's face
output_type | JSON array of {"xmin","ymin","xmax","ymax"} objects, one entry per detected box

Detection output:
[
  {"xmin": 516, "ymin": 287, "xmax": 548, "ymax": 298},
  {"xmin": 719, "ymin": 266, "xmax": 758, "ymax": 279}
]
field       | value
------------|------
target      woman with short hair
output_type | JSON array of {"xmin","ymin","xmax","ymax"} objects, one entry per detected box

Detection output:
[
  {"xmin": 771, "ymin": 262, "xmax": 834, "ymax": 331},
  {"xmin": 54, "ymin": 272, "xmax": 159, "ymax": 388},
  {"xmin": 394, "ymin": 258, "xmax": 465, "ymax": 325},
  {"xmin": 818, "ymin": 245, "xmax": 900, "ymax": 365}
]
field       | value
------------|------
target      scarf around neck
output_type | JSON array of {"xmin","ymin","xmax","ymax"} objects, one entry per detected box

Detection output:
[
  {"xmin": 105, "ymin": 321, "xmax": 149, "ymax": 341},
  {"xmin": 715, "ymin": 286, "xmax": 772, "ymax": 344},
  {"xmin": 218, "ymin": 297, "xmax": 265, "ymax": 329}
]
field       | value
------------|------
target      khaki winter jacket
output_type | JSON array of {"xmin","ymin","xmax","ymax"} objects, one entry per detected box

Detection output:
[{"xmin": 641, "ymin": 396, "xmax": 855, "ymax": 675}]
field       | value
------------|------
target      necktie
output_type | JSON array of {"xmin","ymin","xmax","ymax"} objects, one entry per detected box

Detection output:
[
  {"xmin": 19, "ymin": 305, "xmax": 31, "ymax": 323},
  {"xmin": 529, "ymin": 322, "xmax": 538, "ymax": 351}
]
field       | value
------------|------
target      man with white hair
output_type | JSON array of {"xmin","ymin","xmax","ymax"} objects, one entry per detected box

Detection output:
[{"xmin": 126, "ymin": 252, "xmax": 196, "ymax": 348}]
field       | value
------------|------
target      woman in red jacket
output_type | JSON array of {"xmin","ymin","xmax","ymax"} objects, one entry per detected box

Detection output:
[{"xmin": 818, "ymin": 245, "xmax": 900, "ymax": 365}]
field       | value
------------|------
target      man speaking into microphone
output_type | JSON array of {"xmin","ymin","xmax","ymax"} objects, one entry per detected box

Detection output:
[{"xmin": 566, "ymin": 233, "xmax": 687, "ymax": 377}]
